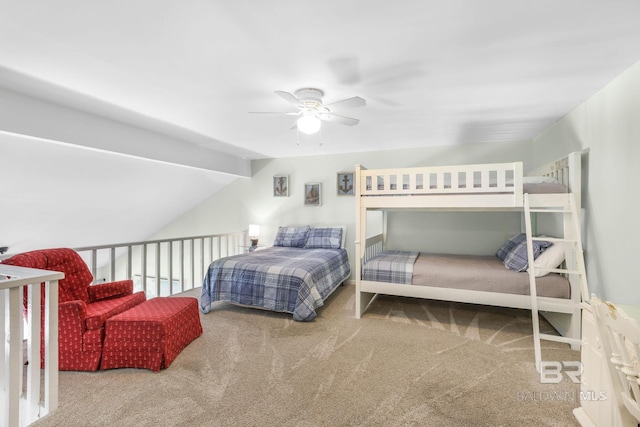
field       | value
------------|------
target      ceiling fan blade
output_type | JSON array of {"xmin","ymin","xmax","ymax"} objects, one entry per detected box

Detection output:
[
  {"xmin": 275, "ymin": 91, "xmax": 302, "ymax": 107},
  {"xmin": 324, "ymin": 96, "xmax": 366, "ymax": 111},
  {"xmin": 319, "ymin": 113, "xmax": 360, "ymax": 126}
]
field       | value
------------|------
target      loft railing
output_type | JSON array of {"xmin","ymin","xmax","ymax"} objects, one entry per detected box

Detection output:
[
  {"xmin": 1, "ymin": 265, "xmax": 63, "ymax": 427},
  {"xmin": 74, "ymin": 231, "xmax": 247, "ymax": 298},
  {"xmin": 0, "ymin": 230, "xmax": 245, "ymax": 426}
]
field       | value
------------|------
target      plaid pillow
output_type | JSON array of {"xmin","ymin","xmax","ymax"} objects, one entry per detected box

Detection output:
[
  {"xmin": 273, "ymin": 226, "xmax": 310, "ymax": 247},
  {"xmin": 496, "ymin": 233, "xmax": 527, "ymax": 261},
  {"xmin": 503, "ymin": 239, "xmax": 553, "ymax": 272},
  {"xmin": 304, "ymin": 227, "xmax": 343, "ymax": 249}
]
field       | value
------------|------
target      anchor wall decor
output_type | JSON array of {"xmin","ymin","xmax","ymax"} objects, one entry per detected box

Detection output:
[{"xmin": 337, "ymin": 172, "xmax": 354, "ymax": 196}]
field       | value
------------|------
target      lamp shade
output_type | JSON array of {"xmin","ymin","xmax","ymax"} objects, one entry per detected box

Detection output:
[
  {"xmin": 297, "ymin": 115, "xmax": 321, "ymax": 135},
  {"xmin": 248, "ymin": 224, "xmax": 260, "ymax": 238}
]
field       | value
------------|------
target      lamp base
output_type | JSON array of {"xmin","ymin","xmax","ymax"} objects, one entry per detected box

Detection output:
[{"xmin": 250, "ymin": 238, "xmax": 259, "ymax": 247}]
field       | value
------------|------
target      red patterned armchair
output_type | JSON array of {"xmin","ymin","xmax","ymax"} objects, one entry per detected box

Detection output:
[{"xmin": 1, "ymin": 248, "xmax": 146, "ymax": 371}]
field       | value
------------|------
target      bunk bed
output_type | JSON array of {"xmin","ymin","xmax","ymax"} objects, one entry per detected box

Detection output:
[
  {"xmin": 354, "ymin": 151, "xmax": 586, "ymax": 346},
  {"xmin": 200, "ymin": 225, "xmax": 350, "ymax": 321}
]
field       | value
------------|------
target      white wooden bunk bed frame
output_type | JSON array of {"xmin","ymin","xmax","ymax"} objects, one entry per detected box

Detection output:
[{"xmin": 354, "ymin": 151, "xmax": 587, "ymax": 350}]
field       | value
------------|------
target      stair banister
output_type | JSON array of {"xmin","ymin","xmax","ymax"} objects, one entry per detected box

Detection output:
[{"xmin": 1, "ymin": 265, "xmax": 64, "ymax": 427}]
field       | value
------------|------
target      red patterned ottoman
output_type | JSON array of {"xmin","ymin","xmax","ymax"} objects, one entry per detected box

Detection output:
[{"xmin": 101, "ymin": 297, "xmax": 202, "ymax": 371}]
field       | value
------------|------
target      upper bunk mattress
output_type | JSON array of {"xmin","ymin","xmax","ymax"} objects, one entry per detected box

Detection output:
[
  {"xmin": 522, "ymin": 177, "xmax": 567, "ymax": 194},
  {"xmin": 362, "ymin": 252, "xmax": 570, "ymax": 299}
]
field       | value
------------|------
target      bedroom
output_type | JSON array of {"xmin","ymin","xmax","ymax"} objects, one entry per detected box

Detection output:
[{"xmin": 2, "ymin": 2, "xmax": 640, "ymax": 426}]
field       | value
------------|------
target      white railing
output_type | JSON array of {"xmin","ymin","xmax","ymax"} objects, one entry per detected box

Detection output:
[
  {"xmin": 74, "ymin": 231, "xmax": 247, "ymax": 297},
  {"xmin": 0, "ymin": 230, "xmax": 245, "ymax": 426},
  {"xmin": 358, "ymin": 162, "xmax": 523, "ymax": 196},
  {"xmin": 1, "ymin": 266, "xmax": 63, "ymax": 427}
]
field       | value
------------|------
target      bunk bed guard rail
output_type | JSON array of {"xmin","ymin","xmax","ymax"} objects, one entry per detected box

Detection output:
[{"xmin": 357, "ymin": 161, "xmax": 524, "ymax": 198}]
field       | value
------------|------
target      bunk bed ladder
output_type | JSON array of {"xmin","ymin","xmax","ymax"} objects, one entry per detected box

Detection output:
[{"xmin": 523, "ymin": 193, "xmax": 588, "ymax": 372}]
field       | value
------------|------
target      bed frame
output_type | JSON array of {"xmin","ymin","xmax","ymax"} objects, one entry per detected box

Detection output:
[{"xmin": 354, "ymin": 151, "xmax": 585, "ymax": 345}]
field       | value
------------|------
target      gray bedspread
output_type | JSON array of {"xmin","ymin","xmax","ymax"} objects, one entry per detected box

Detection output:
[
  {"xmin": 411, "ymin": 253, "xmax": 570, "ymax": 298},
  {"xmin": 362, "ymin": 252, "xmax": 570, "ymax": 299}
]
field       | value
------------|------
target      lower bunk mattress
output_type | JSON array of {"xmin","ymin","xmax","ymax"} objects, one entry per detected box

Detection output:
[{"xmin": 362, "ymin": 251, "xmax": 570, "ymax": 299}]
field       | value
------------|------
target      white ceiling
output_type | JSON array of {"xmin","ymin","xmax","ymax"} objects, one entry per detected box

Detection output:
[
  {"xmin": 2, "ymin": 1, "xmax": 640, "ymax": 255},
  {"xmin": 2, "ymin": 0, "xmax": 640, "ymax": 161}
]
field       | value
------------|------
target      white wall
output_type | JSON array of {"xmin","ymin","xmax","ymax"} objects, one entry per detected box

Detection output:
[
  {"xmin": 153, "ymin": 56, "xmax": 640, "ymax": 302},
  {"xmin": 153, "ymin": 140, "xmax": 532, "ymax": 277},
  {"xmin": 533, "ymin": 60, "xmax": 640, "ymax": 304}
]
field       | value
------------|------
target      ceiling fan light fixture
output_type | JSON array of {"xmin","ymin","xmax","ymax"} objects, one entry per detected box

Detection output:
[
  {"xmin": 297, "ymin": 114, "xmax": 321, "ymax": 135},
  {"xmin": 250, "ymin": 88, "xmax": 364, "ymax": 137}
]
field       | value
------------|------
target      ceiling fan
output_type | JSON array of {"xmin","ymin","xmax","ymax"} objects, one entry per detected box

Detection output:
[{"xmin": 250, "ymin": 88, "xmax": 366, "ymax": 135}]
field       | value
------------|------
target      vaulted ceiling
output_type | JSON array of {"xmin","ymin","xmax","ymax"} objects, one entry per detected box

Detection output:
[
  {"xmin": 3, "ymin": 1, "xmax": 640, "ymax": 162},
  {"xmin": 2, "ymin": 1, "xmax": 639, "ymax": 253}
]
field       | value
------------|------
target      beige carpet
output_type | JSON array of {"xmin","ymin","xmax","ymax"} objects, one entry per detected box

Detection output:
[{"xmin": 33, "ymin": 284, "xmax": 581, "ymax": 427}]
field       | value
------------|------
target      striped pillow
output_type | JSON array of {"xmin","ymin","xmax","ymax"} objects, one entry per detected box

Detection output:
[
  {"xmin": 273, "ymin": 226, "xmax": 310, "ymax": 247},
  {"xmin": 496, "ymin": 233, "xmax": 527, "ymax": 261},
  {"xmin": 503, "ymin": 239, "xmax": 553, "ymax": 272},
  {"xmin": 304, "ymin": 227, "xmax": 343, "ymax": 249}
]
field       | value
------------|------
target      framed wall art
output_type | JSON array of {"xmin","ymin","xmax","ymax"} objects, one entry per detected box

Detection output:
[
  {"xmin": 304, "ymin": 183, "xmax": 321, "ymax": 206},
  {"xmin": 337, "ymin": 172, "xmax": 354, "ymax": 196},
  {"xmin": 273, "ymin": 175, "xmax": 289, "ymax": 197}
]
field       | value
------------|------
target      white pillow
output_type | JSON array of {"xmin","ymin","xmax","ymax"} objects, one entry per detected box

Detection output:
[{"xmin": 529, "ymin": 242, "xmax": 565, "ymax": 277}]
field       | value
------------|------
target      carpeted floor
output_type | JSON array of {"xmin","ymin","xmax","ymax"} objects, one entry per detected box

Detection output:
[{"xmin": 33, "ymin": 283, "xmax": 581, "ymax": 427}]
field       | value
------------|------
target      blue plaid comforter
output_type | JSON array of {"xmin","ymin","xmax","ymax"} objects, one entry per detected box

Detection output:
[
  {"xmin": 200, "ymin": 247, "xmax": 350, "ymax": 321},
  {"xmin": 362, "ymin": 250, "xmax": 419, "ymax": 284}
]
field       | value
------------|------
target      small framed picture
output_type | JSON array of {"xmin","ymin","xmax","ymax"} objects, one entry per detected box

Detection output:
[
  {"xmin": 304, "ymin": 183, "xmax": 321, "ymax": 206},
  {"xmin": 273, "ymin": 175, "xmax": 289, "ymax": 197},
  {"xmin": 337, "ymin": 172, "xmax": 354, "ymax": 196}
]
